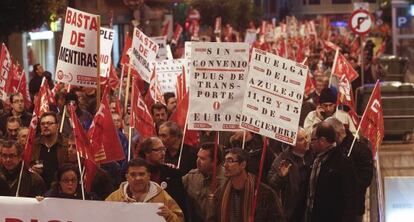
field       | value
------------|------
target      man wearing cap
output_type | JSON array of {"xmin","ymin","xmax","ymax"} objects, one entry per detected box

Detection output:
[{"xmin": 304, "ymin": 88, "xmax": 356, "ymax": 134}]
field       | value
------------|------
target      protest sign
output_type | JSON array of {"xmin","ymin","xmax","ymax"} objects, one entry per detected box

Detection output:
[
  {"xmin": 99, "ymin": 27, "xmax": 114, "ymax": 77},
  {"xmin": 0, "ymin": 197, "xmax": 165, "ymax": 222},
  {"xmin": 244, "ymin": 29, "xmax": 257, "ymax": 44},
  {"xmin": 240, "ymin": 48, "xmax": 308, "ymax": 145},
  {"xmin": 131, "ymin": 28, "xmax": 159, "ymax": 83},
  {"xmin": 188, "ymin": 42, "xmax": 249, "ymax": 131},
  {"xmin": 155, "ymin": 59, "xmax": 186, "ymax": 94},
  {"xmin": 55, "ymin": 7, "xmax": 100, "ymax": 87},
  {"xmin": 152, "ymin": 36, "xmax": 168, "ymax": 60}
]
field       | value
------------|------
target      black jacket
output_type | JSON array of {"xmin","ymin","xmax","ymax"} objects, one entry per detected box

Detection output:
[
  {"xmin": 339, "ymin": 130, "xmax": 374, "ymax": 215},
  {"xmin": 308, "ymin": 146, "xmax": 357, "ymax": 222}
]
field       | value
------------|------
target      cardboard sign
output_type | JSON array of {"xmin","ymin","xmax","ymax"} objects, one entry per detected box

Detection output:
[
  {"xmin": 55, "ymin": 7, "xmax": 100, "ymax": 87},
  {"xmin": 0, "ymin": 197, "xmax": 165, "ymax": 222},
  {"xmin": 188, "ymin": 42, "xmax": 249, "ymax": 131},
  {"xmin": 152, "ymin": 36, "xmax": 168, "ymax": 60},
  {"xmin": 99, "ymin": 27, "xmax": 114, "ymax": 77},
  {"xmin": 240, "ymin": 48, "xmax": 308, "ymax": 145},
  {"xmin": 155, "ymin": 59, "xmax": 186, "ymax": 94},
  {"xmin": 131, "ymin": 28, "xmax": 159, "ymax": 83}
]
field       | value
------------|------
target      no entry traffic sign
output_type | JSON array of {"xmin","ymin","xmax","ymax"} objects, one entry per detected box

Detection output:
[{"xmin": 348, "ymin": 9, "xmax": 373, "ymax": 35}]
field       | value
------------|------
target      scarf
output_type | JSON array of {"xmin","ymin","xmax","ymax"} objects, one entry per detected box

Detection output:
[{"xmin": 220, "ymin": 173, "xmax": 255, "ymax": 222}]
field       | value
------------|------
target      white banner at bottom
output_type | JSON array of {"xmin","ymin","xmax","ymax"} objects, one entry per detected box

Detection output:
[{"xmin": 0, "ymin": 196, "xmax": 165, "ymax": 222}]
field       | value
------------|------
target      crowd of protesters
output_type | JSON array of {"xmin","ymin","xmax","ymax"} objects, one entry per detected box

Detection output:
[{"xmin": 0, "ymin": 16, "xmax": 384, "ymax": 222}]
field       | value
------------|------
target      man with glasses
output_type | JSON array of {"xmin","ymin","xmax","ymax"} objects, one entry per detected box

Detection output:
[
  {"xmin": 0, "ymin": 140, "xmax": 45, "ymax": 197},
  {"xmin": 216, "ymin": 148, "xmax": 284, "ymax": 222},
  {"xmin": 304, "ymin": 122, "xmax": 357, "ymax": 222},
  {"xmin": 106, "ymin": 158, "xmax": 184, "ymax": 222},
  {"xmin": 0, "ymin": 93, "xmax": 31, "ymax": 136},
  {"xmin": 140, "ymin": 137, "xmax": 188, "ymax": 220},
  {"xmin": 31, "ymin": 112, "xmax": 68, "ymax": 189},
  {"xmin": 304, "ymin": 88, "xmax": 356, "ymax": 134},
  {"xmin": 182, "ymin": 142, "xmax": 226, "ymax": 222}
]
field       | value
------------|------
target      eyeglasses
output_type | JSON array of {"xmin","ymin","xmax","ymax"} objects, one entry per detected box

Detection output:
[
  {"xmin": 40, "ymin": 122, "xmax": 56, "ymax": 127},
  {"xmin": 224, "ymin": 158, "xmax": 240, "ymax": 164},
  {"xmin": 60, "ymin": 178, "xmax": 78, "ymax": 184},
  {"xmin": 151, "ymin": 147, "xmax": 166, "ymax": 153},
  {"xmin": 1, "ymin": 153, "xmax": 18, "ymax": 159}
]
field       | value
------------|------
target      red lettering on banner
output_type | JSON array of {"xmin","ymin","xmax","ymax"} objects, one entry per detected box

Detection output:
[
  {"xmin": 138, "ymin": 45, "xmax": 149, "ymax": 57},
  {"xmin": 65, "ymin": 8, "xmax": 98, "ymax": 31},
  {"xmin": 69, "ymin": 31, "xmax": 85, "ymax": 48},
  {"xmin": 134, "ymin": 30, "xmax": 158, "ymax": 53},
  {"xmin": 5, "ymin": 218, "xmax": 69, "ymax": 222}
]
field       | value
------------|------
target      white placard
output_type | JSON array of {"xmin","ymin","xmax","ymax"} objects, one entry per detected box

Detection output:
[
  {"xmin": 188, "ymin": 42, "xmax": 249, "ymax": 131},
  {"xmin": 152, "ymin": 36, "xmax": 168, "ymax": 60},
  {"xmin": 240, "ymin": 48, "xmax": 308, "ymax": 145},
  {"xmin": 99, "ymin": 27, "xmax": 114, "ymax": 77},
  {"xmin": 0, "ymin": 196, "xmax": 165, "ymax": 222},
  {"xmin": 155, "ymin": 59, "xmax": 186, "ymax": 94},
  {"xmin": 385, "ymin": 177, "xmax": 414, "ymax": 222},
  {"xmin": 244, "ymin": 29, "xmax": 257, "ymax": 44},
  {"xmin": 55, "ymin": 7, "xmax": 100, "ymax": 87},
  {"xmin": 131, "ymin": 28, "xmax": 159, "ymax": 83}
]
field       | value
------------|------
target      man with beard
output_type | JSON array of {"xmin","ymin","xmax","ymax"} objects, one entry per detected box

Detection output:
[{"xmin": 31, "ymin": 112, "xmax": 68, "ymax": 189}]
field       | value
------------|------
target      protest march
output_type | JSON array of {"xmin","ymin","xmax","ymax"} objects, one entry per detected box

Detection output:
[{"xmin": 0, "ymin": 5, "xmax": 388, "ymax": 222}]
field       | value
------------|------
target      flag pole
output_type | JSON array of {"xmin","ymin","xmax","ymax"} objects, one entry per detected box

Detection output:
[
  {"xmin": 329, "ymin": 49, "xmax": 339, "ymax": 88},
  {"xmin": 210, "ymin": 131, "xmax": 219, "ymax": 195},
  {"xmin": 76, "ymin": 151, "xmax": 86, "ymax": 200},
  {"xmin": 127, "ymin": 78, "xmax": 134, "ymax": 161},
  {"xmin": 177, "ymin": 110, "xmax": 189, "ymax": 169},
  {"xmin": 59, "ymin": 85, "xmax": 71, "ymax": 133},
  {"xmin": 375, "ymin": 151, "xmax": 385, "ymax": 222},
  {"xmin": 118, "ymin": 65, "xmax": 125, "ymax": 100},
  {"xmin": 124, "ymin": 59, "xmax": 132, "ymax": 112},
  {"xmin": 15, "ymin": 161, "xmax": 25, "ymax": 197},
  {"xmin": 96, "ymin": 16, "xmax": 101, "ymax": 109},
  {"xmin": 242, "ymin": 130, "xmax": 246, "ymax": 150},
  {"xmin": 360, "ymin": 35, "xmax": 365, "ymax": 88},
  {"xmin": 249, "ymin": 137, "xmax": 268, "ymax": 222}
]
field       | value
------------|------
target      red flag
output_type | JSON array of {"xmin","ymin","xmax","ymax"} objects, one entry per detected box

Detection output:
[
  {"xmin": 171, "ymin": 23, "xmax": 183, "ymax": 45},
  {"xmin": 131, "ymin": 79, "xmax": 156, "ymax": 139},
  {"xmin": 22, "ymin": 78, "xmax": 51, "ymax": 166},
  {"xmin": 101, "ymin": 64, "xmax": 119, "ymax": 90},
  {"xmin": 332, "ymin": 52, "xmax": 359, "ymax": 82},
  {"xmin": 88, "ymin": 86, "xmax": 125, "ymax": 164},
  {"xmin": 175, "ymin": 65, "xmax": 187, "ymax": 102},
  {"xmin": 304, "ymin": 72, "xmax": 315, "ymax": 97},
  {"xmin": 68, "ymin": 104, "xmax": 97, "ymax": 192},
  {"xmin": 162, "ymin": 21, "xmax": 170, "ymax": 36},
  {"xmin": 145, "ymin": 68, "xmax": 164, "ymax": 109},
  {"xmin": 120, "ymin": 34, "xmax": 132, "ymax": 66},
  {"xmin": 0, "ymin": 43, "xmax": 12, "ymax": 102},
  {"xmin": 169, "ymin": 92, "xmax": 199, "ymax": 146},
  {"xmin": 337, "ymin": 75, "xmax": 359, "ymax": 126},
  {"xmin": 359, "ymin": 81, "xmax": 384, "ymax": 154},
  {"xmin": 18, "ymin": 70, "xmax": 32, "ymax": 109}
]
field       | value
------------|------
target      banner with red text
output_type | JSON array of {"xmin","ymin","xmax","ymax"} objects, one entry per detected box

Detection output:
[
  {"xmin": 240, "ymin": 48, "xmax": 308, "ymax": 145},
  {"xmin": 131, "ymin": 28, "xmax": 159, "ymax": 83},
  {"xmin": 55, "ymin": 7, "xmax": 99, "ymax": 87},
  {"xmin": 99, "ymin": 27, "xmax": 114, "ymax": 77},
  {"xmin": 188, "ymin": 42, "xmax": 249, "ymax": 131},
  {"xmin": 0, "ymin": 43, "xmax": 12, "ymax": 101},
  {"xmin": 0, "ymin": 197, "xmax": 165, "ymax": 222}
]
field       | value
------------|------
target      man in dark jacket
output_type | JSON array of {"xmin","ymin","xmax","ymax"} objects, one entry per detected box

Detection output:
[
  {"xmin": 305, "ymin": 122, "xmax": 357, "ymax": 222},
  {"xmin": 326, "ymin": 117, "xmax": 373, "ymax": 222},
  {"xmin": 0, "ymin": 140, "xmax": 45, "ymax": 197},
  {"xmin": 140, "ymin": 137, "xmax": 188, "ymax": 220},
  {"xmin": 216, "ymin": 148, "xmax": 284, "ymax": 222},
  {"xmin": 268, "ymin": 128, "xmax": 314, "ymax": 222}
]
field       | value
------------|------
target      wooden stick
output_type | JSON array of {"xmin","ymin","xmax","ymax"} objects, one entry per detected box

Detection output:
[
  {"xmin": 76, "ymin": 151, "xmax": 86, "ymax": 200},
  {"xmin": 96, "ymin": 16, "xmax": 101, "ymax": 109}
]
